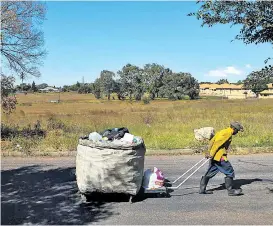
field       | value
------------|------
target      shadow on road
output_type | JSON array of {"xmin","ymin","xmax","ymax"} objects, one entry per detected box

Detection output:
[
  {"xmin": 170, "ymin": 178, "xmax": 273, "ymax": 197},
  {"xmin": 1, "ymin": 165, "xmax": 117, "ymax": 225},
  {"xmin": 237, "ymin": 159, "xmax": 273, "ymax": 167},
  {"xmin": 209, "ymin": 178, "xmax": 264, "ymax": 192}
]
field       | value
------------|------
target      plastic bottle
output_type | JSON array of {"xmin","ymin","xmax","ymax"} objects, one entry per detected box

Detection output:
[
  {"xmin": 133, "ymin": 137, "xmax": 138, "ymax": 144},
  {"xmin": 88, "ymin": 132, "xmax": 102, "ymax": 142}
]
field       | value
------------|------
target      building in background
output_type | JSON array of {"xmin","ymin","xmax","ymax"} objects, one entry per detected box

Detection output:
[
  {"xmin": 199, "ymin": 83, "xmax": 256, "ymax": 99},
  {"xmin": 259, "ymin": 83, "xmax": 273, "ymax": 99},
  {"xmin": 39, "ymin": 86, "xmax": 60, "ymax": 93}
]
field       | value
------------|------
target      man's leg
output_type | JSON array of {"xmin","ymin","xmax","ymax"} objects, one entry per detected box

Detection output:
[
  {"xmin": 199, "ymin": 160, "xmax": 219, "ymax": 194},
  {"xmin": 216, "ymin": 160, "xmax": 243, "ymax": 196}
]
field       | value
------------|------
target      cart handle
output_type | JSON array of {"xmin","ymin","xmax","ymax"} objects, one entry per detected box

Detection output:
[
  {"xmin": 167, "ymin": 158, "xmax": 209, "ymax": 190},
  {"xmin": 166, "ymin": 158, "xmax": 207, "ymax": 184}
]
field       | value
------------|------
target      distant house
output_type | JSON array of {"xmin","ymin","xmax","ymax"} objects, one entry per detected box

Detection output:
[
  {"xmin": 199, "ymin": 83, "xmax": 256, "ymax": 99},
  {"xmin": 259, "ymin": 83, "xmax": 273, "ymax": 99},
  {"xmin": 39, "ymin": 86, "xmax": 60, "ymax": 93}
]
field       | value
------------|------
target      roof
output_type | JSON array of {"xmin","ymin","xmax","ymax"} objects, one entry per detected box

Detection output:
[
  {"xmin": 260, "ymin": 89, "xmax": 273, "ymax": 95},
  {"xmin": 39, "ymin": 86, "xmax": 59, "ymax": 91},
  {"xmin": 200, "ymin": 83, "xmax": 273, "ymax": 90}
]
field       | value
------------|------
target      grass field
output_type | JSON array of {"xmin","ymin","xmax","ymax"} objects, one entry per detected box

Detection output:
[{"xmin": 1, "ymin": 92, "xmax": 273, "ymax": 155}]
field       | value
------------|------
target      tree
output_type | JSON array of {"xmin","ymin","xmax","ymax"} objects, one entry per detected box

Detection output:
[
  {"xmin": 216, "ymin": 79, "xmax": 229, "ymax": 85},
  {"xmin": 182, "ymin": 74, "xmax": 200, "ymax": 100},
  {"xmin": 1, "ymin": 74, "xmax": 17, "ymax": 114},
  {"xmin": 36, "ymin": 83, "xmax": 48, "ymax": 89},
  {"xmin": 236, "ymin": 80, "xmax": 244, "ymax": 85},
  {"xmin": 31, "ymin": 81, "xmax": 38, "ymax": 92},
  {"xmin": 112, "ymin": 79, "xmax": 125, "ymax": 100},
  {"xmin": 62, "ymin": 85, "xmax": 69, "ymax": 92},
  {"xmin": 19, "ymin": 72, "xmax": 27, "ymax": 90},
  {"xmin": 200, "ymin": 81, "xmax": 212, "ymax": 84},
  {"xmin": 1, "ymin": 74, "xmax": 15, "ymax": 97},
  {"xmin": 78, "ymin": 84, "xmax": 92, "ymax": 94},
  {"xmin": 99, "ymin": 70, "xmax": 115, "ymax": 100},
  {"xmin": 1, "ymin": 1, "xmax": 47, "ymax": 77},
  {"xmin": 92, "ymin": 78, "xmax": 101, "ymax": 99},
  {"xmin": 65, "ymin": 82, "xmax": 81, "ymax": 92},
  {"xmin": 117, "ymin": 64, "xmax": 144, "ymax": 101},
  {"xmin": 159, "ymin": 72, "xmax": 199, "ymax": 100},
  {"xmin": 143, "ymin": 63, "xmax": 165, "ymax": 99},
  {"xmin": 159, "ymin": 73, "xmax": 184, "ymax": 100},
  {"xmin": 189, "ymin": 1, "xmax": 273, "ymax": 45},
  {"xmin": 244, "ymin": 66, "xmax": 273, "ymax": 97},
  {"xmin": 21, "ymin": 83, "xmax": 31, "ymax": 92},
  {"xmin": 133, "ymin": 67, "xmax": 145, "ymax": 101},
  {"xmin": 188, "ymin": 1, "xmax": 273, "ymax": 66}
]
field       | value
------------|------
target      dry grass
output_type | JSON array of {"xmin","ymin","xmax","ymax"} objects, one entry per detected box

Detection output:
[{"xmin": 1, "ymin": 92, "xmax": 273, "ymax": 155}]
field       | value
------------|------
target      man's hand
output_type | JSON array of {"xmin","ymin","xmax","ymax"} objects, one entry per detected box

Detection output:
[{"xmin": 205, "ymin": 152, "xmax": 212, "ymax": 159}]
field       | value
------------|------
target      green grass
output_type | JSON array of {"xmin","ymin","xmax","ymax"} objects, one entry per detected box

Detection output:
[{"xmin": 1, "ymin": 93, "xmax": 273, "ymax": 155}]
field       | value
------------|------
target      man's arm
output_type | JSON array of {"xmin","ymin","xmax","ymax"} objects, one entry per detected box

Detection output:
[
  {"xmin": 204, "ymin": 136, "xmax": 215, "ymax": 158},
  {"xmin": 209, "ymin": 133, "xmax": 231, "ymax": 157},
  {"xmin": 225, "ymin": 138, "xmax": 232, "ymax": 151}
]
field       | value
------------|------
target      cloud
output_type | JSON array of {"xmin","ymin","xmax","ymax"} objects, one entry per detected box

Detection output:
[
  {"xmin": 245, "ymin": 64, "xmax": 252, "ymax": 69},
  {"xmin": 207, "ymin": 70, "xmax": 228, "ymax": 77},
  {"xmin": 224, "ymin": 66, "xmax": 242, "ymax": 75},
  {"xmin": 207, "ymin": 66, "xmax": 243, "ymax": 78}
]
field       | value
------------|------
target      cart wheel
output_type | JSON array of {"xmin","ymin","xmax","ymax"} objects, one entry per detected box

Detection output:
[
  {"xmin": 165, "ymin": 192, "xmax": 171, "ymax": 198},
  {"xmin": 129, "ymin": 195, "xmax": 134, "ymax": 203}
]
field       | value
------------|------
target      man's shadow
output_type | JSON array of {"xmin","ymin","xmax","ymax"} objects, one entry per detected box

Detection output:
[{"xmin": 208, "ymin": 178, "xmax": 263, "ymax": 192}]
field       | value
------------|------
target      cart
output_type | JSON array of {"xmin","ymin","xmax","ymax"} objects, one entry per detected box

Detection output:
[
  {"xmin": 142, "ymin": 158, "xmax": 209, "ymax": 198},
  {"xmin": 79, "ymin": 157, "xmax": 209, "ymax": 203}
]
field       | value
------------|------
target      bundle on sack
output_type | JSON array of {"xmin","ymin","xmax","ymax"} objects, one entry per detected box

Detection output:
[
  {"xmin": 142, "ymin": 167, "xmax": 165, "ymax": 190},
  {"xmin": 76, "ymin": 137, "xmax": 146, "ymax": 196},
  {"xmin": 194, "ymin": 127, "xmax": 215, "ymax": 141},
  {"xmin": 100, "ymin": 127, "xmax": 129, "ymax": 141}
]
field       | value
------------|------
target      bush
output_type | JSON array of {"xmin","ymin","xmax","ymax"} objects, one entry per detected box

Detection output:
[
  {"xmin": 2, "ymin": 96, "xmax": 17, "ymax": 114},
  {"xmin": 47, "ymin": 116, "xmax": 66, "ymax": 130},
  {"xmin": 1, "ymin": 123, "xmax": 20, "ymax": 139},
  {"xmin": 1, "ymin": 121, "xmax": 46, "ymax": 140},
  {"xmin": 21, "ymin": 121, "xmax": 46, "ymax": 138},
  {"xmin": 142, "ymin": 96, "xmax": 150, "ymax": 104}
]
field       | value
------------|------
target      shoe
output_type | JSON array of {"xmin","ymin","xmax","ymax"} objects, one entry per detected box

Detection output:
[
  {"xmin": 199, "ymin": 176, "xmax": 213, "ymax": 194},
  {"xmin": 225, "ymin": 177, "xmax": 243, "ymax": 196}
]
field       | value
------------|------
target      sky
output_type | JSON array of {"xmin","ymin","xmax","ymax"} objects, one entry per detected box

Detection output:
[{"xmin": 10, "ymin": 1, "xmax": 272, "ymax": 87}]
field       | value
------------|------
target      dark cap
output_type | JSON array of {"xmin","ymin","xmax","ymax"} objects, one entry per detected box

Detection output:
[{"xmin": 230, "ymin": 121, "xmax": 244, "ymax": 132}]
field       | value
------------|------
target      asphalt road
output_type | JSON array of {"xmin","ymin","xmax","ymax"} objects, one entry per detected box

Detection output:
[{"xmin": 1, "ymin": 155, "xmax": 273, "ymax": 225}]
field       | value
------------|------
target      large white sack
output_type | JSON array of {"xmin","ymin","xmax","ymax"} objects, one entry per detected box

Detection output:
[
  {"xmin": 194, "ymin": 127, "xmax": 215, "ymax": 141},
  {"xmin": 76, "ymin": 138, "xmax": 146, "ymax": 196}
]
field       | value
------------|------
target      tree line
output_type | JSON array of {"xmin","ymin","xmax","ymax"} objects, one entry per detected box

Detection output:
[
  {"xmin": 62, "ymin": 64, "xmax": 200, "ymax": 100},
  {"xmin": 61, "ymin": 66, "xmax": 273, "ymax": 100}
]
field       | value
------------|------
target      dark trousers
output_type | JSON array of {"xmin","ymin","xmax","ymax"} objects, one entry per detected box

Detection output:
[{"xmin": 205, "ymin": 159, "xmax": 235, "ymax": 179}]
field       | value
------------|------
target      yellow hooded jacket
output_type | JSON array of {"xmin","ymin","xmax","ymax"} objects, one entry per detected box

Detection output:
[{"xmin": 208, "ymin": 127, "xmax": 233, "ymax": 161}]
